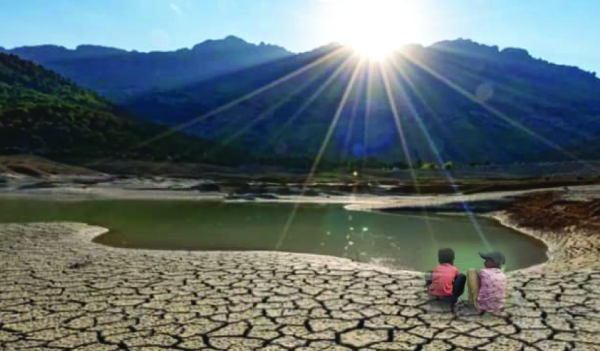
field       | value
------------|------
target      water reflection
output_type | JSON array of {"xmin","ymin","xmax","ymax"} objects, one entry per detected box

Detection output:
[{"xmin": 0, "ymin": 199, "xmax": 547, "ymax": 273}]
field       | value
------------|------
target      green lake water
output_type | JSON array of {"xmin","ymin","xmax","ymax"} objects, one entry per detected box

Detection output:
[{"xmin": 0, "ymin": 199, "xmax": 547, "ymax": 273}]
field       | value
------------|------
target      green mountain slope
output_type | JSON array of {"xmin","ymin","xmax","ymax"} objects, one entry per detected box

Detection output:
[{"xmin": 0, "ymin": 53, "xmax": 243, "ymax": 164}]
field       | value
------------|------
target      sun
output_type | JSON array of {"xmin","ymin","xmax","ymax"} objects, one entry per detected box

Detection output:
[{"xmin": 324, "ymin": 0, "xmax": 422, "ymax": 60}]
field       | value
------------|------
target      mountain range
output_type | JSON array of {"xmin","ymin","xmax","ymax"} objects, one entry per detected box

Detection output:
[
  {"xmin": 0, "ymin": 36, "xmax": 291, "ymax": 101},
  {"xmin": 2, "ymin": 37, "xmax": 600, "ymax": 166},
  {"xmin": 124, "ymin": 39, "xmax": 600, "ymax": 164}
]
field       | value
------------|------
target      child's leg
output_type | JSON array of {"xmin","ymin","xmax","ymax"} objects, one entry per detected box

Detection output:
[
  {"xmin": 450, "ymin": 274, "xmax": 466, "ymax": 308},
  {"xmin": 467, "ymin": 269, "xmax": 481, "ymax": 310}
]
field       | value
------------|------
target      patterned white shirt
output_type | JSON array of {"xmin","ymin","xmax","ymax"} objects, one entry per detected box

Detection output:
[{"xmin": 478, "ymin": 268, "xmax": 507, "ymax": 312}]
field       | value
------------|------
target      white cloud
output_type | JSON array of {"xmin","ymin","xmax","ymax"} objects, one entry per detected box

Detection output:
[{"xmin": 170, "ymin": 3, "xmax": 184, "ymax": 16}]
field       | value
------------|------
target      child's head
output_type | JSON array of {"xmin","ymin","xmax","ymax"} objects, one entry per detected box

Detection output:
[
  {"xmin": 438, "ymin": 248, "xmax": 455, "ymax": 265},
  {"xmin": 479, "ymin": 251, "xmax": 505, "ymax": 269}
]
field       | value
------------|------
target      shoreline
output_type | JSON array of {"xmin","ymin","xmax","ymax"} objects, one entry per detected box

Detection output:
[
  {"xmin": 2, "ymin": 185, "xmax": 596, "ymax": 275},
  {"xmin": 484, "ymin": 213, "xmax": 553, "ymax": 274}
]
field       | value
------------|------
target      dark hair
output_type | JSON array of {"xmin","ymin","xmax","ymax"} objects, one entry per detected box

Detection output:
[{"xmin": 438, "ymin": 248, "xmax": 455, "ymax": 264}]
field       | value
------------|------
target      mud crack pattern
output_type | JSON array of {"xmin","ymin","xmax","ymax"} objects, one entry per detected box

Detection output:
[{"xmin": 0, "ymin": 222, "xmax": 599, "ymax": 350}]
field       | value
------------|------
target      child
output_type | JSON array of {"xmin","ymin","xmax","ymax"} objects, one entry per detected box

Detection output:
[
  {"xmin": 467, "ymin": 251, "xmax": 507, "ymax": 313},
  {"xmin": 427, "ymin": 248, "xmax": 466, "ymax": 311}
]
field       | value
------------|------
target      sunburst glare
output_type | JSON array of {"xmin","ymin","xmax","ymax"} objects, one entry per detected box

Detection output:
[{"xmin": 324, "ymin": 0, "xmax": 422, "ymax": 60}]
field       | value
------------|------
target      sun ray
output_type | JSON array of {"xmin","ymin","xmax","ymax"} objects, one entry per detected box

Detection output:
[
  {"xmin": 400, "ymin": 51, "xmax": 583, "ymax": 162},
  {"xmin": 378, "ymin": 62, "xmax": 442, "ymax": 249},
  {"xmin": 276, "ymin": 59, "xmax": 365, "ymax": 250},
  {"xmin": 213, "ymin": 61, "xmax": 339, "ymax": 150},
  {"xmin": 129, "ymin": 47, "xmax": 348, "ymax": 152},
  {"xmin": 393, "ymin": 64, "xmax": 466, "ymax": 162},
  {"xmin": 341, "ymin": 66, "xmax": 366, "ymax": 165},
  {"xmin": 265, "ymin": 56, "xmax": 356, "ymax": 150},
  {"xmin": 362, "ymin": 62, "xmax": 375, "ymax": 169},
  {"xmin": 308, "ymin": 59, "xmax": 364, "ymax": 183},
  {"xmin": 379, "ymin": 63, "xmax": 416, "ymax": 172},
  {"xmin": 387, "ymin": 60, "xmax": 492, "ymax": 250},
  {"xmin": 411, "ymin": 52, "xmax": 599, "ymax": 143},
  {"xmin": 391, "ymin": 60, "xmax": 467, "ymax": 168}
]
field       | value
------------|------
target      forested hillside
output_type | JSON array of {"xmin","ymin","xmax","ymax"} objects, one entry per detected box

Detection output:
[{"xmin": 0, "ymin": 53, "xmax": 243, "ymax": 164}]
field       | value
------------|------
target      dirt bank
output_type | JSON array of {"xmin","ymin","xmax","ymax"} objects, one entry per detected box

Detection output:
[{"xmin": 505, "ymin": 191, "xmax": 600, "ymax": 234}]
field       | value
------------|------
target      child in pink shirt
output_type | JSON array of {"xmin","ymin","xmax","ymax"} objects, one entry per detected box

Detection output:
[{"xmin": 467, "ymin": 252, "xmax": 507, "ymax": 313}]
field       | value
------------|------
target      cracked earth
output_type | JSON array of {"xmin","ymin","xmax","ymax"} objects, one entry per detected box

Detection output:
[{"xmin": 1, "ymin": 204, "xmax": 599, "ymax": 350}]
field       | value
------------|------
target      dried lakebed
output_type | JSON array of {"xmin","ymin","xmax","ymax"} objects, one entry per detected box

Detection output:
[{"xmin": 0, "ymin": 191, "xmax": 599, "ymax": 350}]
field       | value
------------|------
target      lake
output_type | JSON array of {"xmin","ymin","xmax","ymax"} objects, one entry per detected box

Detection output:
[{"xmin": 0, "ymin": 199, "xmax": 547, "ymax": 272}]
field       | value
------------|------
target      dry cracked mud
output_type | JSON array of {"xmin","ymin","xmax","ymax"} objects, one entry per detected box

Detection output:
[{"xmin": 1, "ymin": 201, "xmax": 599, "ymax": 350}]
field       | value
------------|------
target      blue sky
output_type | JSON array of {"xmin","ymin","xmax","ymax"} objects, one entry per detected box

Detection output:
[{"xmin": 1, "ymin": 0, "xmax": 599, "ymax": 73}]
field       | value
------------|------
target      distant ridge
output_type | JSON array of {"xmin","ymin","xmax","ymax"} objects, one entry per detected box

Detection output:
[
  {"xmin": 431, "ymin": 39, "xmax": 597, "ymax": 77},
  {"xmin": 0, "ymin": 36, "xmax": 292, "ymax": 101},
  {"xmin": 0, "ymin": 44, "xmax": 128, "ymax": 62}
]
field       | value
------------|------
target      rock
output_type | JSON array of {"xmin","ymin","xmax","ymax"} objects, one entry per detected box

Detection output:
[
  {"xmin": 271, "ymin": 187, "xmax": 298, "ymax": 196},
  {"xmin": 6, "ymin": 165, "xmax": 44, "ymax": 177},
  {"xmin": 191, "ymin": 183, "xmax": 221, "ymax": 192},
  {"xmin": 18, "ymin": 181, "xmax": 60, "ymax": 190},
  {"xmin": 303, "ymin": 189, "xmax": 321, "ymax": 197},
  {"xmin": 213, "ymin": 181, "xmax": 250, "ymax": 194},
  {"xmin": 0, "ymin": 175, "xmax": 8, "ymax": 188},
  {"xmin": 255, "ymin": 194, "xmax": 279, "ymax": 200},
  {"xmin": 224, "ymin": 194, "xmax": 257, "ymax": 201},
  {"xmin": 72, "ymin": 178, "xmax": 106, "ymax": 185}
]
